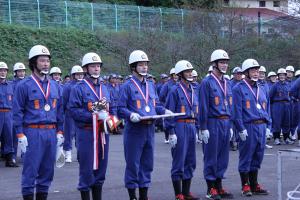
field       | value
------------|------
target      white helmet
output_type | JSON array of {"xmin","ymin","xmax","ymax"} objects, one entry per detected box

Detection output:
[
  {"xmin": 286, "ymin": 65, "xmax": 295, "ymax": 72},
  {"xmin": 175, "ymin": 60, "xmax": 193, "ymax": 75},
  {"xmin": 49, "ymin": 67, "xmax": 62, "ymax": 75},
  {"xmin": 277, "ymin": 68, "xmax": 287, "ymax": 74},
  {"xmin": 13, "ymin": 62, "xmax": 26, "ymax": 71},
  {"xmin": 242, "ymin": 59, "xmax": 260, "ymax": 72},
  {"xmin": 129, "ymin": 50, "xmax": 149, "ymax": 65},
  {"xmin": 232, "ymin": 67, "xmax": 242, "ymax": 74},
  {"xmin": 192, "ymin": 70, "xmax": 198, "ymax": 77},
  {"xmin": 208, "ymin": 65, "xmax": 213, "ymax": 72},
  {"xmin": 82, "ymin": 52, "xmax": 102, "ymax": 67},
  {"xmin": 267, "ymin": 71, "xmax": 277, "ymax": 77},
  {"xmin": 295, "ymin": 70, "xmax": 300, "ymax": 77},
  {"xmin": 71, "ymin": 65, "xmax": 84, "ymax": 75},
  {"xmin": 29, "ymin": 45, "xmax": 50, "ymax": 59},
  {"xmin": 0, "ymin": 62, "xmax": 8, "ymax": 70},
  {"xmin": 210, "ymin": 49, "xmax": 230, "ymax": 62},
  {"xmin": 169, "ymin": 68, "xmax": 176, "ymax": 75},
  {"xmin": 259, "ymin": 66, "xmax": 266, "ymax": 73}
]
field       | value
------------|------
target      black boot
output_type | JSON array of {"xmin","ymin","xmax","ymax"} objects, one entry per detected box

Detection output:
[
  {"xmin": 5, "ymin": 154, "xmax": 18, "ymax": 167},
  {"xmin": 215, "ymin": 178, "xmax": 233, "ymax": 199},
  {"xmin": 172, "ymin": 180, "xmax": 182, "ymax": 196},
  {"xmin": 92, "ymin": 185, "xmax": 102, "ymax": 200},
  {"xmin": 23, "ymin": 194, "xmax": 34, "ymax": 200},
  {"xmin": 80, "ymin": 191, "xmax": 90, "ymax": 200},
  {"xmin": 249, "ymin": 171, "xmax": 268, "ymax": 195},
  {"xmin": 36, "ymin": 192, "xmax": 48, "ymax": 200},
  {"xmin": 139, "ymin": 187, "xmax": 148, "ymax": 200},
  {"xmin": 206, "ymin": 180, "xmax": 220, "ymax": 200},
  {"xmin": 182, "ymin": 179, "xmax": 199, "ymax": 200},
  {"xmin": 128, "ymin": 188, "xmax": 137, "ymax": 200},
  {"xmin": 240, "ymin": 172, "xmax": 252, "ymax": 196}
]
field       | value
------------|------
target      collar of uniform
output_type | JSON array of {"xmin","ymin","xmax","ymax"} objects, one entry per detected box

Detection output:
[
  {"xmin": 180, "ymin": 80, "xmax": 191, "ymax": 90},
  {"xmin": 132, "ymin": 75, "xmax": 146, "ymax": 85},
  {"xmin": 32, "ymin": 73, "xmax": 48, "ymax": 84},
  {"xmin": 86, "ymin": 77, "xmax": 100, "ymax": 86},
  {"xmin": 0, "ymin": 79, "xmax": 7, "ymax": 84}
]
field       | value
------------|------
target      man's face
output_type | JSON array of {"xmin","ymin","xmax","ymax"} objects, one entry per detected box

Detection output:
[
  {"xmin": 0, "ymin": 68, "xmax": 7, "ymax": 79},
  {"xmin": 183, "ymin": 69, "xmax": 193, "ymax": 82},
  {"xmin": 136, "ymin": 62, "xmax": 148, "ymax": 76},
  {"xmin": 36, "ymin": 56, "xmax": 50, "ymax": 74},
  {"xmin": 16, "ymin": 70, "xmax": 26, "ymax": 79},
  {"xmin": 287, "ymin": 71, "xmax": 294, "ymax": 79},
  {"xmin": 278, "ymin": 73, "xmax": 286, "ymax": 81},
  {"xmin": 248, "ymin": 67, "xmax": 259, "ymax": 81},
  {"xmin": 217, "ymin": 60, "xmax": 229, "ymax": 74},
  {"xmin": 259, "ymin": 71, "xmax": 266, "ymax": 80},
  {"xmin": 88, "ymin": 63, "xmax": 101, "ymax": 77},
  {"xmin": 52, "ymin": 73, "xmax": 61, "ymax": 81}
]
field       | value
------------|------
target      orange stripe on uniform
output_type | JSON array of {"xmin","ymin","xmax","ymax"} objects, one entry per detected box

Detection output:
[{"xmin": 136, "ymin": 100, "xmax": 141, "ymax": 109}]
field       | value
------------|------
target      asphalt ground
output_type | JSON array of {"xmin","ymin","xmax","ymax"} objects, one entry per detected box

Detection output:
[{"xmin": 0, "ymin": 132, "xmax": 300, "ymax": 200}]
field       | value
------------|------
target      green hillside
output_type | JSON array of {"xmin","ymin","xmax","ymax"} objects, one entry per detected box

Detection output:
[{"xmin": 0, "ymin": 23, "xmax": 299, "ymax": 79}]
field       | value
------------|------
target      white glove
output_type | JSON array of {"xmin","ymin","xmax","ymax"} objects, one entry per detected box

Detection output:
[
  {"xmin": 239, "ymin": 129, "xmax": 248, "ymax": 141},
  {"xmin": 165, "ymin": 109, "xmax": 174, "ymax": 115},
  {"xmin": 130, "ymin": 113, "xmax": 141, "ymax": 123},
  {"xmin": 18, "ymin": 135, "xmax": 28, "ymax": 154},
  {"xmin": 230, "ymin": 128, "xmax": 233, "ymax": 140},
  {"xmin": 266, "ymin": 128, "xmax": 272, "ymax": 139},
  {"xmin": 169, "ymin": 134, "xmax": 177, "ymax": 148},
  {"xmin": 57, "ymin": 134, "xmax": 64, "ymax": 147},
  {"xmin": 201, "ymin": 130, "xmax": 210, "ymax": 144}
]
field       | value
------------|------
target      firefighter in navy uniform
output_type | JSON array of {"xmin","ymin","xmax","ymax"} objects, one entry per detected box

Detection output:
[
  {"xmin": 69, "ymin": 53, "xmax": 111, "ymax": 200},
  {"xmin": 165, "ymin": 60, "xmax": 199, "ymax": 200},
  {"xmin": 13, "ymin": 45, "xmax": 64, "ymax": 200},
  {"xmin": 0, "ymin": 62, "xmax": 17, "ymax": 167},
  {"xmin": 232, "ymin": 58, "xmax": 270, "ymax": 197},
  {"xmin": 199, "ymin": 49, "xmax": 234, "ymax": 200},
  {"xmin": 11, "ymin": 62, "xmax": 27, "ymax": 164},
  {"xmin": 62, "ymin": 65, "xmax": 84, "ymax": 163},
  {"xmin": 117, "ymin": 50, "xmax": 169, "ymax": 200}
]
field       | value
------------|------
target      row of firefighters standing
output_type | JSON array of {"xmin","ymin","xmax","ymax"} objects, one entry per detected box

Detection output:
[{"xmin": 0, "ymin": 44, "xmax": 298, "ymax": 200}]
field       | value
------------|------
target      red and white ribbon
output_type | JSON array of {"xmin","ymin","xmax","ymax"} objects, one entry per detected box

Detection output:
[
  {"xmin": 179, "ymin": 82, "xmax": 194, "ymax": 107},
  {"xmin": 92, "ymin": 113, "xmax": 106, "ymax": 170},
  {"xmin": 211, "ymin": 73, "xmax": 227, "ymax": 98},
  {"xmin": 31, "ymin": 75, "xmax": 50, "ymax": 100},
  {"xmin": 83, "ymin": 79, "xmax": 102, "ymax": 100},
  {"xmin": 243, "ymin": 79, "xmax": 260, "ymax": 104},
  {"xmin": 131, "ymin": 78, "xmax": 149, "ymax": 105}
]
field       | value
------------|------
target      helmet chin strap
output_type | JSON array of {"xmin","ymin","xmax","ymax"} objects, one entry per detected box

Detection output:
[
  {"xmin": 251, "ymin": 77, "xmax": 258, "ymax": 82},
  {"xmin": 90, "ymin": 74, "xmax": 100, "ymax": 79}
]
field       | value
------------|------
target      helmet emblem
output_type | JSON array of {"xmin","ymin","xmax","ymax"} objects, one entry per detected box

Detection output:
[{"xmin": 92, "ymin": 56, "xmax": 99, "ymax": 61}]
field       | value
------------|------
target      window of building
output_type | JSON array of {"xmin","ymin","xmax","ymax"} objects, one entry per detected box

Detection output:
[
  {"xmin": 273, "ymin": 1, "xmax": 280, "ymax": 7},
  {"xmin": 224, "ymin": 0, "xmax": 230, "ymax": 5},
  {"xmin": 259, "ymin": 1, "xmax": 266, "ymax": 7}
]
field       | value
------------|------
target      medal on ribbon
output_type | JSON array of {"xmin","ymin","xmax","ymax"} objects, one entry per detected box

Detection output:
[
  {"xmin": 131, "ymin": 78, "xmax": 150, "ymax": 113},
  {"xmin": 31, "ymin": 75, "xmax": 51, "ymax": 112}
]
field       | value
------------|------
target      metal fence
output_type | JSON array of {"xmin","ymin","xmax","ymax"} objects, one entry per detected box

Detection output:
[{"xmin": 0, "ymin": 0, "xmax": 299, "ymax": 35}]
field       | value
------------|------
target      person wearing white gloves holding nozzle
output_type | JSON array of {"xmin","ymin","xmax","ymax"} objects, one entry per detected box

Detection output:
[
  {"xmin": 164, "ymin": 61, "xmax": 200, "ymax": 200},
  {"xmin": 117, "ymin": 50, "xmax": 171, "ymax": 200},
  {"xmin": 232, "ymin": 58, "xmax": 271, "ymax": 197}
]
